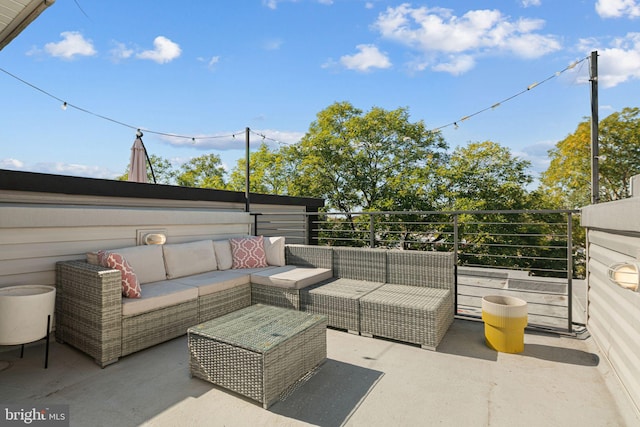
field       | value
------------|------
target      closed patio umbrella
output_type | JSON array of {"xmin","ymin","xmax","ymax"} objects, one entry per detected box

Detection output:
[
  {"xmin": 128, "ymin": 131, "xmax": 156, "ymax": 183},
  {"xmin": 128, "ymin": 136, "xmax": 147, "ymax": 183}
]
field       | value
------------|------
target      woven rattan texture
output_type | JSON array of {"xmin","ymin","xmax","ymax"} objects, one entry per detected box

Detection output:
[
  {"xmin": 56, "ymin": 260, "xmax": 123, "ymax": 367},
  {"xmin": 188, "ymin": 305, "xmax": 327, "ymax": 408},
  {"xmin": 121, "ymin": 299, "xmax": 198, "ymax": 356},
  {"xmin": 332, "ymin": 247, "xmax": 386, "ymax": 282},
  {"xmin": 359, "ymin": 284, "xmax": 454, "ymax": 349},
  {"xmin": 198, "ymin": 284, "xmax": 251, "ymax": 323},
  {"xmin": 386, "ymin": 250, "xmax": 455, "ymax": 290},
  {"xmin": 285, "ymin": 245, "xmax": 333, "ymax": 269},
  {"xmin": 301, "ymin": 278, "xmax": 384, "ymax": 331},
  {"xmin": 251, "ymin": 283, "xmax": 300, "ymax": 310}
]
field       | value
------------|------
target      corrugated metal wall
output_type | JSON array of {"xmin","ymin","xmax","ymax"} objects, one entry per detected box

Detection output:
[{"xmin": 583, "ymin": 200, "xmax": 640, "ymax": 414}]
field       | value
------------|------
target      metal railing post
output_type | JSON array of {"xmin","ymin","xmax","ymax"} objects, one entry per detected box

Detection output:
[
  {"xmin": 567, "ymin": 212, "xmax": 573, "ymax": 333},
  {"xmin": 370, "ymin": 213, "xmax": 376, "ymax": 248},
  {"xmin": 453, "ymin": 213, "xmax": 459, "ymax": 316}
]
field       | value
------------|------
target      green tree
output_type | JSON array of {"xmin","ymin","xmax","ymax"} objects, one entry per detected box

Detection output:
[
  {"xmin": 439, "ymin": 141, "xmax": 534, "ymax": 211},
  {"xmin": 227, "ymin": 143, "xmax": 291, "ymax": 194},
  {"xmin": 541, "ymin": 107, "xmax": 640, "ymax": 208},
  {"xmin": 294, "ymin": 101, "xmax": 448, "ymax": 212},
  {"xmin": 436, "ymin": 141, "xmax": 566, "ymax": 274},
  {"xmin": 176, "ymin": 154, "xmax": 227, "ymax": 189}
]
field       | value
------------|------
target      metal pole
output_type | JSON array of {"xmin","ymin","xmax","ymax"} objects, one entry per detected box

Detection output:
[
  {"xmin": 369, "ymin": 214, "xmax": 375, "ymax": 248},
  {"xmin": 567, "ymin": 212, "xmax": 573, "ymax": 333},
  {"xmin": 590, "ymin": 51, "xmax": 599, "ymax": 204},
  {"xmin": 453, "ymin": 213, "xmax": 459, "ymax": 316},
  {"xmin": 245, "ymin": 127, "xmax": 250, "ymax": 213}
]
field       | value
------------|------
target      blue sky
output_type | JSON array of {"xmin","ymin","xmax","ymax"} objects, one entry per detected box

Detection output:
[{"xmin": 1, "ymin": 0, "xmax": 639, "ymax": 183}]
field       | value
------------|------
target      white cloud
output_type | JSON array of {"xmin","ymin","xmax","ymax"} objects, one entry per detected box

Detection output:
[
  {"xmin": 136, "ymin": 36, "xmax": 181, "ymax": 64},
  {"xmin": 198, "ymin": 55, "xmax": 221, "ymax": 70},
  {"xmin": 43, "ymin": 31, "xmax": 96, "ymax": 59},
  {"xmin": 262, "ymin": 0, "xmax": 332, "ymax": 9},
  {"xmin": 109, "ymin": 41, "xmax": 134, "ymax": 62},
  {"xmin": 339, "ymin": 44, "xmax": 392, "ymax": 72},
  {"xmin": 1, "ymin": 159, "xmax": 118, "ymax": 179},
  {"xmin": 34, "ymin": 162, "xmax": 118, "ymax": 178},
  {"xmin": 521, "ymin": 0, "xmax": 541, "ymax": 7},
  {"xmin": 207, "ymin": 56, "xmax": 220, "ymax": 68},
  {"xmin": 263, "ymin": 0, "xmax": 280, "ymax": 9},
  {"xmin": 596, "ymin": 0, "xmax": 640, "ymax": 18},
  {"xmin": 514, "ymin": 140, "xmax": 555, "ymax": 176},
  {"xmin": 578, "ymin": 33, "xmax": 640, "ymax": 88},
  {"xmin": 0, "ymin": 158, "xmax": 24, "ymax": 169},
  {"xmin": 372, "ymin": 5, "xmax": 560, "ymax": 74},
  {"xmin": 431, "ymin": 54, "xmax": 475, "ymax": 75}
]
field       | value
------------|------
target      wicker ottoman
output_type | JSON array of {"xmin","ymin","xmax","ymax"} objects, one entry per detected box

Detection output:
[
  {"xmin": 188, "ymin": 304, "xmax": 327, "ymax": 409},
  {"xmin": 359, "ymin": 284, "xmax": 454, "ymax": 350},
  {"xmin": 301, "ymin": 278, "xmax": 384, "ymax": 334}
]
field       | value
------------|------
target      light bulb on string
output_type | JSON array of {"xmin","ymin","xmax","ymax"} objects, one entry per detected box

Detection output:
[{"xmin": 61, "ymin": 102, "xmax": 67, "ymax": 111}]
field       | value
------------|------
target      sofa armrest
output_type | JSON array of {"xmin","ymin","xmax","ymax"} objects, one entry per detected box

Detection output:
[
  {"xmin": 285, "ymin": 244, "xmax": 333, "ymax": 270},
  {"xmin": 56, "ymin": 260, "xmax": 123, "ymax": 367}
]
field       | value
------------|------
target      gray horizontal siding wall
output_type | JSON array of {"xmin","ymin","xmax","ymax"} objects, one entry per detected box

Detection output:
[
  {"xmin": 0, "ymin": 200, "xmax": 252, "ymax": 288},
  {"xmin": 0, "ymin": 171, "xmax": 323, "ymax": 289},
  {"xmin": 582, "ymin": 198, "xmax": 640, "ymax": 414}
]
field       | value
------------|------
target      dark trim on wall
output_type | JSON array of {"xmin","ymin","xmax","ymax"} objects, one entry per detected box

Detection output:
[{"xmin": 0, "ymin": 169, "xmax": 324, "ymax": 208}]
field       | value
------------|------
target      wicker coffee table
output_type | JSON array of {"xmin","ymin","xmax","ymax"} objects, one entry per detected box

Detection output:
[{"xmin": 188, "ymin": 304, "xmax": 327, "ymax": 408}]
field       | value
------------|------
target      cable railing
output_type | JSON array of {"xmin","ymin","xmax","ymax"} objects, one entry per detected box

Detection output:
[{"xmin": 253, "ymin": 209, "xmax": 583, "ymax": 334}]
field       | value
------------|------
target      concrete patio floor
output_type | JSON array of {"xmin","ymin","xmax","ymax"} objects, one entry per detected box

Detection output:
[{"xmin": 1, "ymin": 318, "xmax": 639, "ymax": 427}]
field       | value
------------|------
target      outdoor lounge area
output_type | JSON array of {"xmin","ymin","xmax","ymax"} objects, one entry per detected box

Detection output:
[
  {"xmin": 2, "ymin": 3, "xmax": 640, "ymax": 425},
  {"xmin": 1, "ymin": 171, "xmax": 640, "ymax": 426}
]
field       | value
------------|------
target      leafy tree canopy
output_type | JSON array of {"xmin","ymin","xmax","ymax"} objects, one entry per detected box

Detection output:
[
  {"xmin": 291, "ymin": 101, "xmax": 448, "ymax": 212},
  {"xmin": 439, "ymin": 141, "xmax": 535, "ymax": 211},
  {"xmin": 176, "ymin": 154, "xmax": 227, "ymax": 189},
  {"xmin": 541, "ymin": 107, "xmax": 640, "ymax": 208}
]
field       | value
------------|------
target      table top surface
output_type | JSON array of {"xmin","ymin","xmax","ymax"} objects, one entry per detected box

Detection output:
[{"xmin": 188, "ymin": 304, "xmax": 326, "ymax": 353}]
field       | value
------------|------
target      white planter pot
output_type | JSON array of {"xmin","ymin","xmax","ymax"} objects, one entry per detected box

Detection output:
[{"xmin": 0, "ymin": 285, "xmax": 56, "ymax": 345}]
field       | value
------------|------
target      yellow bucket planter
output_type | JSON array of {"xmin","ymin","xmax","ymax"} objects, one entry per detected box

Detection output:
[{"xmin": 481, "ymin": 295, "xmax": 528, "ymax": 354}]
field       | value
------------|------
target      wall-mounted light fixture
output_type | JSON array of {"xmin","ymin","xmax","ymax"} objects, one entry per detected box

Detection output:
[
  {"xmin": 144, "ymin": 233, "xmax": 167, "ymax": 245},
  {"xmin": 608, "ymin": 262, "xmax": 640, "ymax": 292}
]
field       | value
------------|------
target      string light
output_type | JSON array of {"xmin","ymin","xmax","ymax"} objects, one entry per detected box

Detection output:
[
  {"xmin": 249, "ymin": 130, "xmax": 290, "ymax": 146},
  {"xmin": 430, "ymin": 55, "xmax": 589, "ymax": 132},
  {"xmin": 1, "ymin": 55, "xmax": 590, "ymax": 145}
]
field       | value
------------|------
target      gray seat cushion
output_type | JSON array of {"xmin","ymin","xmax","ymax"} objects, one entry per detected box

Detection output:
[{"xmin": 250, "ymin": 265, "xmax": 332, "ymax": 289}]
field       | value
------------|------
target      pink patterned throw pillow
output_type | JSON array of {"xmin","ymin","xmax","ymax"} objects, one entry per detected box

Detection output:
[
  {"xmin": 229, "ymin": 236, "xmax": 268, "ymax": 269},
  {"xmin": 98, "ymin": 251, "xmax": 142, "ymax": 298}
]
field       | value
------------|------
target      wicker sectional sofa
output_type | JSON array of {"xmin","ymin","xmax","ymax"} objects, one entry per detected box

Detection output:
[
  {"xmin": 55, "ymin": 238, "xmax": 331, "ymax": 367},
  {"xmin": 56, "ymin": 240, "xmax": 455, "ymax": 367}
]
